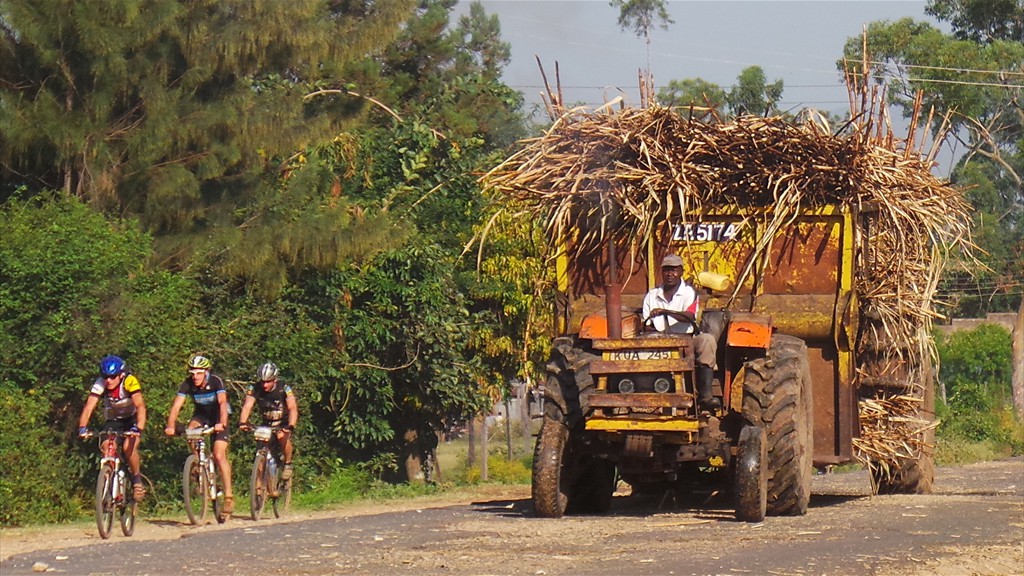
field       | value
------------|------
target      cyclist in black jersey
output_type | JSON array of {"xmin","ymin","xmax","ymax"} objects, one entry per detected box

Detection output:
[
  {"xmin": 238, "ymin": 362, "xmax": 299, "ymax": 480},
  {"xmin": 78, "ymin": 355, "xmax": 148, "ymax": 500},
  {"xmin": 164, "ymin": 355, "xmax": 235, "ymax": 517}
]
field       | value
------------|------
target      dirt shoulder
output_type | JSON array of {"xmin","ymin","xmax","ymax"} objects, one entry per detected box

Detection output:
[{"xmin": 0, "ymin": 484, "xmax": 530, "ymax": 560}]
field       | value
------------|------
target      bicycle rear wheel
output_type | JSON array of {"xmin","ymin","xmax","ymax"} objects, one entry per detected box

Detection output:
[
  {"xmin": 95, "ymin": 466, "xmax": 115, "ymax": 539},
  {"xmin": 182, "ymin": 454, "xmax": 207, "ymax": 525},
  {"xmin": 119, "ymin": 472, "xmax": 137, "ymax": 536},
  {"xmin": 250, "ymin": 451, "xmax": 268, "ymax": 521}
]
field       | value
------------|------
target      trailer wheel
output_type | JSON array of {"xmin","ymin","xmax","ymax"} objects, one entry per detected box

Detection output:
[
  {"xmin": 734, "ymin": 425, "xmax": 767, "ymax": 522},
  {"xmin": 532, "ymin": 410, "xmax": 572, "ymax": 518},
  {"xmin": 742, "ymin": 334, "xmax": 813, "ymax": 516}
]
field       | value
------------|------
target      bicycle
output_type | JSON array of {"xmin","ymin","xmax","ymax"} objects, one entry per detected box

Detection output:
[
  {"xmin": 179, "ymin": 426, "xmax": 226, "ymax": 524},
  {"xmin": 245, "ymin": 425, "xmax": 292, "ymax": 520},
  {"xmin": 82, "ymin": 429, "xmax": 138, "ymax": 539}
]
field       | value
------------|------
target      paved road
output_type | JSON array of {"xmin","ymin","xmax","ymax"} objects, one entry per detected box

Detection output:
[{"xmin": 2, "ymin": 458, "xmax": 1022, "ymax": 575}]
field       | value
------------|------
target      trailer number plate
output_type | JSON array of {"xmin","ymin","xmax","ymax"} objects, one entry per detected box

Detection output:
[
  {"xmin": 608, "ymin": 350, "xmax": 672, "ymax": 361},
  {"xmin": 672, "ymin": 222, "xmax": 740, "ymax": 242}
]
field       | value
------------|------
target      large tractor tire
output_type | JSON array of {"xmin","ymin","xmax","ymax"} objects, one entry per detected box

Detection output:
[
  {"xmin": 532, "ymin": 411, "xmax": 572, "ymax": 518},
  {"xmin": 742, "ymin": 334, "xmax": 813, "ymax": 516},
  {"xmin": 532, "ymin": 338, "xmax": 600, "ymax": 517},
  {"xmin": 546, "ymin": 337, "xmax": 599, "ymax": 425}
]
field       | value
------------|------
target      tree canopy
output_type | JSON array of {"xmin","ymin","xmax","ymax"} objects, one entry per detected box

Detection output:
[{"xmin": 841, "ymin": 1, "xmax": 1023, "ymax": 315}]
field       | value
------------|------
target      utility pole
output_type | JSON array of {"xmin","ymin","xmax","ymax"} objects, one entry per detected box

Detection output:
[{"xmin": 1012, "ymin": 296, "xmax": 1023, "ymax": 419}]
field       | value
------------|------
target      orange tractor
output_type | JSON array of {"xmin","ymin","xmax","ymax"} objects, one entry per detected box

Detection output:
[{"xmin": 532, "ymin": 205, "xmax": 932, "ymax": 521}]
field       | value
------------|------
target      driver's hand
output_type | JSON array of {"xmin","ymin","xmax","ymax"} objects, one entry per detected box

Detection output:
[
  {"xmin": 164, "ymin": 425, "xmax": 175, "ymax": 436},
  {"xmin": 214, "ymin": 423, "xmax": 224, "ymax": 433}
]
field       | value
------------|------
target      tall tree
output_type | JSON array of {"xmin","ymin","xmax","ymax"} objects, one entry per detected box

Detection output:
[
  {"xmin": 610, "ymin": 0, "xmax": 674, "ymax": 74},
  {"xmin": 841, "ymin": 10, "xmax": 1023, "ymax": 317},
  {"xmin": 0, "ymin": 0, "xmax": 416, "ymax": 233},
  {"xmin": 926, "ymin": 0, "xmax": 1024, "ymax": 44},
  {"xmin": 656, "ymin": 78, "xmax": 727, "ymax": 114},
  {"xmin": 727, "ymin": 66, "xmax": 785, "ymax": 117}
]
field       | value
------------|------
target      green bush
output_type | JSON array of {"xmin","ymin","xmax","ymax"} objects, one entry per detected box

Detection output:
[
  {"xmin": 935, "ymin": 324, "xmax": 1022, "ymax": 460},
  {"xmin": 0, "ymin": 382, "xmax": 80, "ymax": 525}
]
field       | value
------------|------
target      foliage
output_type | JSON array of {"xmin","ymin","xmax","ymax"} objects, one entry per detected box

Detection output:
[
  {"xmin": 926, "ymin": 0, "xmax": 1024, "ymax": 44},
  {"xmin": 610, "ymin": 0, "xmax": 673, "ymax": 40},
  {"xmin": 655, "ymin": 67, "xmax": 785, "ymax": 119},
  {"xmin": 841, "ymin": 5, "xmax": 1024, "ymax": 315},
  {"xmin": 656, "ymin": 78, "xmax": 727, "ymax": 113},
  {"xmin": 0, "ymin": 0, "xmax": 417, "ymax": 233},
  {"xmin": 0, "ymin": 193, "xmax": 205, "ymax": 524},
  {"xmin": 0, "ymin": 381, "xmax": 81, "ymax": 525},
  {"xmin": 727, "ymin": 66, "xmax": 785, "ymax": 117},
  {"xmin": 934, "ymin": 324, "xmax": 1022, "ymax": 455}
]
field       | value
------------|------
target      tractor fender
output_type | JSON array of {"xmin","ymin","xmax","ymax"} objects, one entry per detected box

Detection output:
[{"xmin": 726, "ymin": 319, "xmax": 772, "ymax": 349}]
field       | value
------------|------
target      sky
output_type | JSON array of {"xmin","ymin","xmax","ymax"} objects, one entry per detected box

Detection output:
[
  {"xmin": 454, "ymin": 0, "xmax": 940, "ymax": 112},
  {"xmin": 452, "ymin": 0, "xmax": 957, "ymax": 170}
]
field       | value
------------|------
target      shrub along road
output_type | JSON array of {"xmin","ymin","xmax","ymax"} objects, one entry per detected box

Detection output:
[{"xmin": 2, "ymin": 459, "xmax": 1021, "ymax": 575}]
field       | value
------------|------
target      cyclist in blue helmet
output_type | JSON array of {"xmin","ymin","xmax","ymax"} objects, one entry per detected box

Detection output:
[{"xmin": 77, "ymin": 355, "xmax": 148, "ymax": 500}]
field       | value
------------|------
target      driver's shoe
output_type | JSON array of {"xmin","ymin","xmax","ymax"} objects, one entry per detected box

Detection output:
[
  {"xmin": 223, "ymin": 496, "xmax": 234, "ymax": 517},
  {"xmin": 695, "ymin": 366, "xmax": 722, "ymax": 411},
  {"xmin": 281, "ymin": 464, "xmax": 294, "ymax": 481}
]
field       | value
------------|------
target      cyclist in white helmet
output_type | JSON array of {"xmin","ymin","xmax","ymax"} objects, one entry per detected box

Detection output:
[
  {"xmin": 165, "ymin": 354, "xmax": 235, "ymax": 517},
  {"xmin": 239, "ymin": 362, "xmax": 299, "ymax": 480}
]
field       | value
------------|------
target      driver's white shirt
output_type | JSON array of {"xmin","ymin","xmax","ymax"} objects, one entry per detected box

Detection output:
[{"xmin": 642, "ymin": 283, "xmax": 699, "ymax": 333}]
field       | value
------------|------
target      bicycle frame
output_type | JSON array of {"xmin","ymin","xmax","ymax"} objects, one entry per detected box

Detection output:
[
  {"xmin": 181, "ymin": 426, "xmax": 225, "ymax": 524},
  {"xmin": 84, "ymin": 429, "xmax": 138, "ymax": 539},
  {"xmin": 248, "ymin": 425, "xmax": 293, "ymax": 520}
]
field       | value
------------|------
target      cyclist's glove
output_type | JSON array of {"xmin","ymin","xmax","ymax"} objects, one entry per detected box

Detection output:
[
  {"xmin": 78, "ymin": 426, "xmax": 89, "ymax": 438},
  {"xmin": 128, "ymin": 425, "xmax": 141, "ymax": 435},
  {"xmin": 284, "ymin": 424, "xmax": 294, "ymax": 432}
]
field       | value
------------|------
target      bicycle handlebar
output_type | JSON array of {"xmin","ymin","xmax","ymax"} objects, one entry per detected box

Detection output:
[
  {"xmin": 181, "ymin": 426, "xmax": 216, "ymax": 438},
  {"xmin": 80, "ymin": 429, "xmax": 140, "ymax": 439}
]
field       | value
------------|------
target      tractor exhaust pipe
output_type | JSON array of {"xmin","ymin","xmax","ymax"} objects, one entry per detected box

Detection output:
[{"xmin": 606, "ymin": 240, "xmax": 621, "ymax": 339}]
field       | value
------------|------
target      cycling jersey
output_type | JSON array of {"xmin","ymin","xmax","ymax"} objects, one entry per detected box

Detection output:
[
  {"xmin": 176, "ymin": 373, "xmax": 228, "ymax": 423},
  {"xmin": 89, "ymin": 374, "xmax": 141, "ymax": 421},
  {"xmin": 244, "ymin": 381, "xmax": 294, "ymax": 426}
]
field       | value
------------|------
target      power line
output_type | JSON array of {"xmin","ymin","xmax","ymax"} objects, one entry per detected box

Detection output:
[{"xmin": 866, "ymin": 60, "xmax": 1024, "ymax": 77}]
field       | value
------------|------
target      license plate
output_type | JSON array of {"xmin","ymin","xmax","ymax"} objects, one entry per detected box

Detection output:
[{"xmin": 608, "ymin": 350, "xmax": 672, "ymax": 361}]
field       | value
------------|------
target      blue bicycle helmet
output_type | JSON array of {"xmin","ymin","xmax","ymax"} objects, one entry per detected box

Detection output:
[{"xmin": 99, "ymin": 355, "xmax": 126, "ymax": 377}]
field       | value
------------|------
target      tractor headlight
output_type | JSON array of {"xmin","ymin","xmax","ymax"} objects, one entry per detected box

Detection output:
[
  {"xmin": 617, "ymin": 378, "xmax": 635, "ymax": 393},
  {"xmin": 653, "ymin": 377, "xmax": 672, "ymax": 393}
]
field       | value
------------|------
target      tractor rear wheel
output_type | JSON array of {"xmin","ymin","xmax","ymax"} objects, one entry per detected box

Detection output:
[{"xmin": 742, "ymin": 334, "xmax": 813, "ymax": 516}]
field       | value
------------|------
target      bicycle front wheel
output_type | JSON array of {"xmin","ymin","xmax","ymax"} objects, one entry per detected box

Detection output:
[
  {"xmin": 182, "ymin": 454, "xmax": 207, "ymax": 525},
  {"xmin": 95, "ymin": 466, "xmax": 115, "ymax": 539},
  {"xmin": 273, "ymin": 470, "xmax": 291, "ymax": 518},
  {"xmin": 250, "ymin": 451, "xmax": 268, "ymax": 521},
  {"xmin": 119, "ymin": 472, "xmax": 137, "ymax": 536},
  {"xmin": 212, "ymin": 464, "xmax": 226, "ymax": 524}
]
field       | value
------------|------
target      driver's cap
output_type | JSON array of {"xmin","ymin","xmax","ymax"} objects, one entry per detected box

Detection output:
[{"xmin": 661, "ymin": 254, "xmax": 683, "ymax": 267}]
